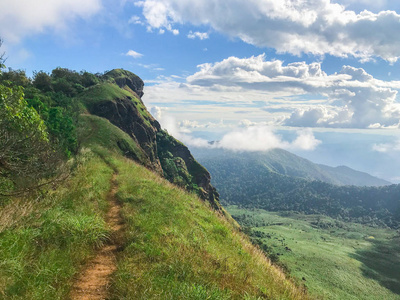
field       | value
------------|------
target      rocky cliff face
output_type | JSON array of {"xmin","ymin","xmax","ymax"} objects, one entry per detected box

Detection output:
[
  {"xmin": 86, "ymin": 69, "xmax": 220, "ymax": 209},
  {"xmin": 90, "ymin": 95, "xmax": 162, "ymax": 173}
]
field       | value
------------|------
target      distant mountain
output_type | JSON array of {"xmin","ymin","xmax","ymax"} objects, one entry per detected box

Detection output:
[
  {"xmin": 191, "ymin": 148, "xmax": 390, "ymax": 187},
  {"xmin": 191, "ymin": 148, "xmax": 400, "ymax": 228},
  {"xmin": 317, "ymin": 164, "xmax": 391, "ymax": 187}
]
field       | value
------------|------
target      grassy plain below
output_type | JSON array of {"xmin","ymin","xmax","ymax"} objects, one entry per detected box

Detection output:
[{"xmin": 226, "ymin": 205, "xmax": 400, "ymax": 300}]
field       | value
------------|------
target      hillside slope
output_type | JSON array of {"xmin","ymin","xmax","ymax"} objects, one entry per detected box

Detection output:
[
  {"xmin": 0, "ymin": 148, "xmax": 311, "ymax": 299},
  {"xmin": 191, "ymin": 148, "xmax": 390, "ymax": 187},
  {"xmin": 0, "ymin": 67, "xmax": 311, "ymax": 299},
  {"xmin": 77, "ymin": 69, "xmax": 220, "ymax": 209}
]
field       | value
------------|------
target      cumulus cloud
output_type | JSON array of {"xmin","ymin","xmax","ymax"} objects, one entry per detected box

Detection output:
[
  {"xmin": 0, "ymin": 0, "xmax": 102, "ymax": 43},
  {"xmin": 187, "ymin": 31, "xmax": 209, "ymax": 40},
  {"xmin": 182, "ymin": 54, "xmax": 400, "ymax": 129},
  {"xmin": 177, "ymin": 125, "xmax": 321, "ymax": 151},
  {"xmin": 137, "ymin": 0, "xmax": 400, "ymax": 61},
  {"xmin": 372, "ymin": 140, "xmax": 400, "ymax": 152},
  {"xmin": 126, "ymin": 49, "xmax": 143, "ymax": 58},
  {"xmin": 128, "ymin": 15, "xmax": 144, "ymax": 25},
  {"xmin": 150, "ymin": 106, "xmax": 164, "ymax": 119},
  {"xmin": 217, "ymin": 127, "xmax": 321, "ymax": 151},
  {"xmin": 153, "ymin": 107, "xmax": 320, "ymax": 151}
]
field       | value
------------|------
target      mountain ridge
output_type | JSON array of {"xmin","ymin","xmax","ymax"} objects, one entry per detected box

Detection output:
[
  {"xmin": 191, "ymin": 147, "xmax": 390, "ymax": 187},
  {"xmin": 78, "ymin": 69, "xmax": 220, "ymax": 209}
]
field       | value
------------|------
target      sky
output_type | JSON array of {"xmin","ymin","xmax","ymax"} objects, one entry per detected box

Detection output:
[{"xmin": 1, "ymin": 0, "xmax": 400, "ymax": 182}]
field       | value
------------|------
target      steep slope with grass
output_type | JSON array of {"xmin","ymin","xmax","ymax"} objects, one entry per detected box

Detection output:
[
  {"xmin": 109, "ymin": 152, "xmax": 309, "ymax": 299},
  {"xmin": 0, "ymin": 147, "xmax": 311, "ymax": 299},
  {"xmin": 77, "ymin": 69, "xmax": 220, "ymax": 208},
  {"xmin": 0, "ymin": 151, "xmax": 112, "ymax": 299},
  {"xmin": 0, "ymin": 67, "xmax": 312, "ymax": 299}
]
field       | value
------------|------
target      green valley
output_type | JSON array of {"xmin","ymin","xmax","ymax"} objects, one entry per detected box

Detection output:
[
  {"xmin": 226, "ymin": 206, "xmax": 400, "ymax": 300},
  {"xmin": 193, "ymin": 148, "xmax": 400, "ymax": 299}
]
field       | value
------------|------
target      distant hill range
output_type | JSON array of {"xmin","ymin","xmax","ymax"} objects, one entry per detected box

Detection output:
[
  {"xmin": 191, "ymin": 148, "xmax": 399, "ymax": 228},
  {"xmin": 191, "ymin": 148, "xmax": 391, "ymax": 187}
]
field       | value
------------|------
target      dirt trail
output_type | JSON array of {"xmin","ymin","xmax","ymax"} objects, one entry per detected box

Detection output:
[{"xmin": 70, "ymin": 172, "xmax": 123, "ymax": 300}]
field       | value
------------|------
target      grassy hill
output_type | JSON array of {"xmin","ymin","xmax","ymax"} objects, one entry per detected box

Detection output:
[
  {"xmin": 0, "ymin": 147, "xmax": 311, "ymax": 299},
  {"xmin": 0, "ymin": 68, "xmax": 311, "ymax": 299}
]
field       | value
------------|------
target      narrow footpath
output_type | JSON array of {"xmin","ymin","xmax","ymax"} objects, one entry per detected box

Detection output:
[{"xmin": 70, "ymin": 172, "xmax": 123, "ymax": 300}]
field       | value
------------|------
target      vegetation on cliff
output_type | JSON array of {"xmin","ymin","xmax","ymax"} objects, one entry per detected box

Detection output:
[
  {"xmin": 0, "ymin": 65, "xmax": 219, "ymax": 207},
  {"xmin": 0, "ymin": 63, "xmax": 310, "ymax": 299}
]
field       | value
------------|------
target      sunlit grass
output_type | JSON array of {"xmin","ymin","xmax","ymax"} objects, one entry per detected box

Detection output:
[
  {"xmin": 110, "ymin": 156, "xmax": 310, "ymax": 300},
  {"xmin": 0, "ymin": 149, "xmax": 112, "ymax": 299}
]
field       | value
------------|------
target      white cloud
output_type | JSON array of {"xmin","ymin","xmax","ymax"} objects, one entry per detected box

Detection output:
[
  {"xmin": 187, "ymin": 31, "xmax": 209, "ymax": 40},
  {"xmin": 182, "ymin": 54, "xmax": 400, "ymax": 129},
  {"xmin": 217, "ymin": 127, "xmax": 321, "ymax": 151},
  {"xmin": 150, "ymin": 106, "xmax": 164, "ymax": 120},
  {"xmin": 372, "ymin": 140, "xmax": 400, "ymax": 152},
  {"xmin": 128, "ymin": 15, "xmax": 144, "ymax": 25},
  {"xmin": 138, "ymin": 63, "xmax": 165, "ymax": 71},
  {"xmin": 126, "ymin": 49, "xmax": 143, "ymax": 58},
  {"xmin": 0, "ymin": 0, "xmax": 102, "ymax": 43},
  {"xmin": 137, "ymin": 0, "xmax": 400, "ymax": 61},
  {"xmin": 153, "ymin": 108, "xmax": 320, "ymax": 152}
]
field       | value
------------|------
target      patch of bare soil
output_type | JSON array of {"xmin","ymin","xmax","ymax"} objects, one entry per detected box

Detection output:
[{"xmin": 70, "ymin": 173, "xmax": 123, "ymax": 300}]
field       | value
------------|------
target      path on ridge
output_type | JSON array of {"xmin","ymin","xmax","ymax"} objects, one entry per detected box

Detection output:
[{"xmin": 70, "ymin": 171, "xmax": 123, "ymax": 300}]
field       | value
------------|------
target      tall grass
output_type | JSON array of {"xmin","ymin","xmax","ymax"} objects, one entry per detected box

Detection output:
[
  {"xmin": 110, "ymin": 156, "xmax": 310, "ymax": 300},
  {"xmin": 0, "ymin": 149, "xmax": 112, "ymax": 299},
  {"xmin": 0, "ymin": 148, "xmax": 313, "ymax": 299}
]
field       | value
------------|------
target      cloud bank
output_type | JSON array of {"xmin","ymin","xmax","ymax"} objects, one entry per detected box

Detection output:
[
  {"xmin": 216, "ymin": 127, "xmax": 321, "ymax": 152},
  {"xmin": 182, "ymin": 54, "xmax": 400, "ymax": 129},
  {"xmin": 372, "ymin": 140, "xmax": 400, "ymax": 152},
  {"xmin": 137, "ymin": 0, "xmax": 400, "ymax": 62},
  {"xmin": 152, "ymin": 106, "xmax": 321, "ymax": 151}
]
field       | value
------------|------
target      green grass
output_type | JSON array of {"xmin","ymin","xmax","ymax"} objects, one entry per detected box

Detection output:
[
  {"xmin": 226, "ymin": 206, "xmax": 400, "ymax": 300},
  {"xmin": 109, "ymin": 156, "xmax": 310, "ymax": 300},
  {"xmin": 77, "ymin": 82, "xmax": 153, "ymax": 127},
  {"xmin": 77, "ymin": 82, "xmax": 133, "ymax": 108},
  {"xmin": 0, "ymin": 149, "xmax": 113, "ymax": 299},
  {"xmin": 78, "ymin": 114, "xmax": 147, "ymax": 164},
  {"xmin": 0, "ymin": 147, "xmax": 314, "ymax": 299}
]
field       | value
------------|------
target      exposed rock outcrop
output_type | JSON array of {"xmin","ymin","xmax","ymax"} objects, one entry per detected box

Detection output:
[
  {"xmin": 90, "ymin": 96, "xmax": 162, "ymax": 173},
  {"xmin": 86, "ymin": 69, "xmax": 220, "ymax": 208}
]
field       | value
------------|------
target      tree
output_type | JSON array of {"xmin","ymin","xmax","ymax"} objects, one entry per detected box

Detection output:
[
  {"xmin": 32, "ymin": 70, "xmax": 52, "ymax": 92},
  {"xmin": 0, "ymin": 41, "xmax": 64, "ymax": 195}
]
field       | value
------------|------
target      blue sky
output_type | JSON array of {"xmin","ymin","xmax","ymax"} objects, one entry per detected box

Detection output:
[{"xmin": 1, "ymin": 0, "xmax": 400, "ymax": 182}]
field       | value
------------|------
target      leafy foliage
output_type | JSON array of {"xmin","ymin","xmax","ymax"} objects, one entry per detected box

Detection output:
[
  {"xmin": 0, "ymin": 83, "xmax": 61, "ymax": 192},
  {"xmin": 157, "ymin": 130, "xmax": 202, "ymax": 194}
]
